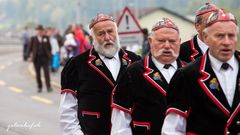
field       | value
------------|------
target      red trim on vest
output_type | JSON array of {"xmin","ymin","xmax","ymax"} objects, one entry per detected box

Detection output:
[
  {"xmin": 61, "ymin": 89, "xmax": 77, "ymax": 97},
  {"xmin": 198, "ymin": 54, "xmax": 230, "ymax": 116},
  {"xmin": 111, "ymin": 85, "xmax": 133, "ymax": 114},
  {"xmin": 111, "ymin": 103, "xmax": 132, "ymax": 114},
  {"xmin": 186, "ymin": 132, "xmax": 199, "ymax": 135},
  {"xmin": 224, "ymin": 103, "xmax": 240, "ymax": 135},
  {"xmin": 143, "ymin": 55, "xmax": 166, "ymax": 96},
  {"xmin": 132, "ymin": 121, "xmax": 151, "ymax": 130},
  {"xmin": 166, "ymin": 108, "xmax": 188, "ymax": 118},
  {"xmin": 189, "ymin": 38, "xmax": 199, "ymax": 62},
  {"xmin": 81, "ymin": 110, "xmax": 100, "ymax": 119},
  {"xmin": 88, "ymin": 48, "xmax": 114, "ymax": 87},
  {"xmin": 122, "ymin": 49, "xmax": 132, "ymax": 67}
]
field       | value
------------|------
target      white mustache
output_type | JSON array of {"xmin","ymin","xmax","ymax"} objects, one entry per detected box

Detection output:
[
  {"xmin": 103, "ymin": 40, "xmax": 114, "ymax": 47},
  {"xmin": 156, "ymin": 48, "xmax": 179, "ymax": 58}
]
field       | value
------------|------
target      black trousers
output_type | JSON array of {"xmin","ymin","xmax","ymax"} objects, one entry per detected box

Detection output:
[{"xmin": 33, "ymin": 58, "xmax": 51, "ymax": 89}]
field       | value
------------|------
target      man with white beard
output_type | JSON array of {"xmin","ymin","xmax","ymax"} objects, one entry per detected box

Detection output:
[
  {"xmin": 59, "ymin": 13, "xmax": 141, "ymax": 135},
  {"xmin": 111, "ymin": 18, "xmax": 185, "ymax": 135}
]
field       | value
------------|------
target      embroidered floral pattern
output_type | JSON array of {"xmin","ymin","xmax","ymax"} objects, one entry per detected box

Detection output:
[
  {"xmin": 153, "ymin": 72, "xmax": 161, "ymax": 81},
  {"xmin": 209, "ymin": 78, "xmax": 219, "ymax": 91},
  {"xmin": 95, "ymin": 59, "xmax": 103, "ymax": 66}
]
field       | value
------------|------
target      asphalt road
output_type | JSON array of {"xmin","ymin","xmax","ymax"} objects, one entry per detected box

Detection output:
[{"xmin": 0, "ymin": 45, "xmax": 61, "ymax": 135}]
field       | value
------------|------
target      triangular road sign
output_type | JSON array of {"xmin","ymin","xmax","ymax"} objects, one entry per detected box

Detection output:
[
  {"xmin": 117, "ymin": 7, "xmax": 143, "ymax": 48},
  {"xmin": 117, "ymin": 7, "xmax": 142, "ymax": 34}
]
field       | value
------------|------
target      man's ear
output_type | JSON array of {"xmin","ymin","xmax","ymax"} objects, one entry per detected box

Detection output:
[
  {"xmin": 195, "ymin": 23, "xmax": 200, "ymax": 32},
  {"xmin": 148, "ymin": 37, "xmax": 152, "ymax": 44},
  {"xmin": 202, "ymin": 30, "xmax": 208, "ymax": 43}
]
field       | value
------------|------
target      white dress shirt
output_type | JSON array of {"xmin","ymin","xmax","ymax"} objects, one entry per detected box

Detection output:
[
  {"xmin": 59, "ymin": 52, "xmax": 121, "ymax": 135},
  {"xmin": 37, "ymin": 36, "xmax": 42, "ymax": 43},
  {"xmin": 161, "ymin": 53, "xmax": 238, "ymax": 135},
  {"xmin": 111, "ymin": 57, "xmax": 178, "ymax": 135},
  {"xmin": 59, "ymin": 93, "xmax": 84, "ymax": 135},
  {"xmin": 197, "ymin": 35, "xmax": 208, "ymax": 54},
  {"xmin": 209, "ymin": 53, "xmax": 238, "ymax": 106},
  {"xmin": 151, "ymin": 56, "xmax": 177, "ymax": 83},
  {"xmin": 99, "ymin": 53, "xmax": 121, "ymax": 81}
]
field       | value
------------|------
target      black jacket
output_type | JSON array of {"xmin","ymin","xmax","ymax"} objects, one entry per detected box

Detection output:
[
  {"xmin": 112, "ymin": 54, "xmax": 185, "ymax": 135},
  {"xmin": 61, "ymin": 47, "xmax": 141, "ymax": 135},
  {"xmin": 179, "ymin": 35, "xmax": 203, "ymax": 63},
  {"xmin": 167, "ymin": 51, "xmax": 240, "ymax": 135}
]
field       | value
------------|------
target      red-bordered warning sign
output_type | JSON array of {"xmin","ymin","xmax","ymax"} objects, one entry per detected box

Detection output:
[{"xmin": 117, "ymin": 6, "xmax": 143, "ymax": 47}]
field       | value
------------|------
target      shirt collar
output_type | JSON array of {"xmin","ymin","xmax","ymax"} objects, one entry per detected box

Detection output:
[
  {"xmin": 208, "ymin": 52, "xmax": 235, "ymax": 71},
  {"xmin": 99, "ymin": 52, "xmax": 119, "ymax": 61},
  {"xmin": 151, "ymin": 56, "xmax": 177, "ymax": 70},
  {"xmin": 197, "ymin": 35, "xmax": 208, "ymax": 54}
]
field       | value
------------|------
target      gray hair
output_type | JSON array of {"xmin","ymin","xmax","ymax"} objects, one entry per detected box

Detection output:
[
  {"xmin": 203, "ymin": 24, "xmax": 239, "ymax": 34},
  {"xmin": 195, "ymin": 15, "xmax": 203, "ymax": 24},
  {"xmin": 149, "ymin": 27, "xmax": 180, "ymax": 37}
]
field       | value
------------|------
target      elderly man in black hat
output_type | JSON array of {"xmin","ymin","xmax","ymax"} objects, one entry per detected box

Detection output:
[
  {"xmin": 111, "ymin": 18, "xmax": 185, "ymax": 135},
  {"xmin": 59, "ymin": 13, "xmax": 141, "ymax": 135},
  {"xmin": 27, "ymin": 24, "xmax": 52, "ymax": 93},
  {"xmin": 162, "ymin": 9, "xmax": 240, "ymax": 135},
  {"xmin": 179, "ymin": 2, "xmax": 219, "ymax": 63}
]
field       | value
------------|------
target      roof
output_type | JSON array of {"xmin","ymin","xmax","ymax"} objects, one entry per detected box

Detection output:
[{"xmin": 112, "ymin": 7, "xmax": 194, "ymax": 24}]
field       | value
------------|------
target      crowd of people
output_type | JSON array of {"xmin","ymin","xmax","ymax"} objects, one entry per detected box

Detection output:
[
  {"xmin": 21, "ymin": 2, "xmax": 240, "ymax": 135},
  {"xmin": 21, "ymin": 23, "xmax": 91, "ymax": 92}
]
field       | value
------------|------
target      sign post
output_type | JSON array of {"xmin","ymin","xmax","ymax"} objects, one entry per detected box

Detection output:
[{"xmin": 117, "ymin": 7, "xmax": 143, "ymax": 53}]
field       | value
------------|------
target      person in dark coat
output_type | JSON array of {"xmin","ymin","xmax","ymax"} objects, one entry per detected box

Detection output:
[
  {"xmin": 59, "ymin": 13, "xmax": 141, "ymax": 135},
  {"xmin": 27, "ymin": 24, "xmax": 52, "ymax": 93},
  {"xmin": 111, "ymin": 18, "xmax": 186, "ymax": 135},
  {"xmin": 141, "ymin": 28, "xmax": 150, "ymax": 57},
  {"xmin": 162, "ymin": 10, "xmax": 240, "ymax": 135},
  {"xmin": 179, "ymin": 2, "xmax": 219, "ymax": 63}
]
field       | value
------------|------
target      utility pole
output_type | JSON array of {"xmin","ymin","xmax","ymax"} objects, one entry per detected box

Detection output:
[
  {"xmin": 76, "ymin": 0, "xmax": 81, "ymax": 24},
  {"xmin": 134, "ymin": 0, "xmax": 139, "ymax": 19},
  {"xmin": 113, "ymin": 0, "xmax": 117, "ymax": 19}
]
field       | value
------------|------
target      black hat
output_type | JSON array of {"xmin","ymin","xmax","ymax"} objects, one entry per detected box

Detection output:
[
  {"xmin": 89, "ymin": 13, "xmax": 114, "ymax": 29},
  {"xmin": 196, "ymin": 2, "xmax": 218, "ymax": 16},
  {"xmin": 35, "ymin": 24, "xmax": 44, "ymax": 30},
  {"xmin": 152, "ymin": 18, "xmax": 179, "ymax": 32},
  {"xmin": 206, "ymin": 9, "xmax": 237, "ymax": 27}
]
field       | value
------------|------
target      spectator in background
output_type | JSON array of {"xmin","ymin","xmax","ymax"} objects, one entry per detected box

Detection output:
[
  {"xmin": 71, "ymin": 24, "xmax": 85, "ymax": 54},
  {"xmin": 63, "ymin": 32, "xmax": 78, "ymax": 61},
  {"xmin": 46, "ymin": 27, "xmax": 60, "ymax": 72},
  {"xmin": 27, "ymin": 25, "xmax": 52, "ymax": 93},
  {"xmin": 79, "ymin": 24, "xmax": 90, "ymax": 37},
  {"xmin": 141, "ymin": 28, "xmax": 150, "ymax": 57},
  {"xmin": 21, "ymin": 26, "xmax": 30, "ymax": 61}
]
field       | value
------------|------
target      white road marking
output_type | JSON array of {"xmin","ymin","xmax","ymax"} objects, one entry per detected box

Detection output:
[
  {"xmin": 0, "ymin": 80, "xmax": 6, "ymax": 86},
  {"xmin": 31, "ymin": 96, "xmax": 53, "ymax": 105},
  {"xmin": 9, "ymin": 86, "xmax": 23, "ymax": 93}
]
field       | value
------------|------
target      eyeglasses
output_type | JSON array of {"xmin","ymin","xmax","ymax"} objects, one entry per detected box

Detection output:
[
  {"xmin": 89, "ymin": 13, "xmax": 114, "ymax": 29},
  {"xmin": 152, "ymin": 18, "xmax": 179, "ymax": 32},
  {"xmin": 196, "ymin": 2, "xmax": 218, "ymax": 16},
  {"xmin": 206, "ymin": 9, "xmax": 237, "ymax": 27}
]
